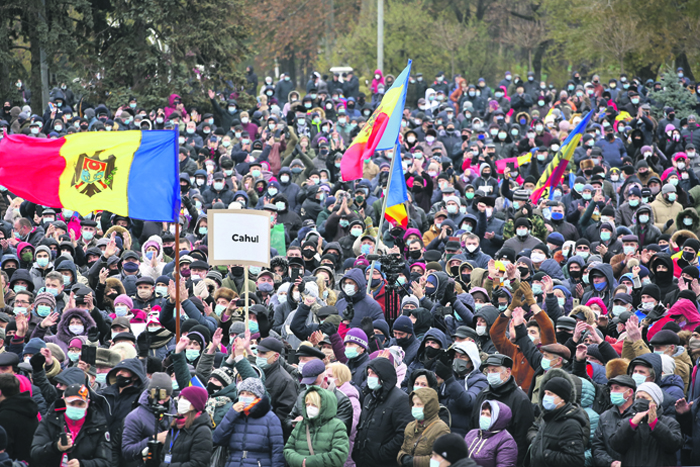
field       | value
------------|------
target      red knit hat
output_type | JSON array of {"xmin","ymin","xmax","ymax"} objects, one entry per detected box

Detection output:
[{"xmin": 179, "ymin": 386, "xmax": 208, "ymax": 413}]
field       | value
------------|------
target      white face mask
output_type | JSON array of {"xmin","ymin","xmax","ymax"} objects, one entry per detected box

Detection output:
[
  {"xmin": 177, "ymin": 399, "xmax": 192, "ymax": 414},
  {"xmin": 343, "ymin": 284, "xmax": 356, "ymax": 296},
  {"xmin": 306, "ymin": 405, "xmax": 320, "ymax": 418}
]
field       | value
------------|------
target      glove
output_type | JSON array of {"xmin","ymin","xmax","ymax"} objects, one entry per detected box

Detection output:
[
  {"xmin": 297, "ymin": 279, "xmax": 305, "ymax": 294},
  {"xmin": 342, "ymin": 302, "xmax": 354, "ymax": 322},
  {"xmin": 193, "ymin": 280, "xmax": 208, "ymax": 299},
  {"xmin": 360, "ymin": 317, "xmax": 375, "ymax": 339},
  {"xmin": 519, "ymin": 282, "xmax": 537, "ymax": 306},
  {"xmin": 87, "ymin": 326, "xmax": 100, "ymax": 343},
  {"xmin": 665, "ymin": 219, "xmax": 674, "ymax": 230},
  {"xmin": 29, "ymin": 353, "xmax": 46, "ymax": 372},
  {"xmin": 434, "ymin": 359, "xmax": 453, "ymax": 381},
  {"xmin": 401, "ymin": 455, "xmax": 414, "ymax": 467},
  {"xmin": 319, "ymin": 320, "xmax": 338, "ymax": 336},
  {"xmin": 508, "ymin": 289, "xmax": 523, "ymax": 311},
  {"xmin": 136, "ymin": 331, "xmax": 151, "ymax": 358}
]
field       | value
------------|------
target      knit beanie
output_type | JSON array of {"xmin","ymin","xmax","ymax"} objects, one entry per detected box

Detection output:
[
  {"xmin": 149, "ymin": 372, "xmax": 173, "ymax": 396},
  {"xmin": 432, "ymin": 433, "xmax": 469, "ymax": 464},
  {"xmin": 237, "ymin": 377, "xmax": 265, "ymax": 399},
  {"xmin": 392, "ymin": 315, "xmax": 414, "ymax": 334},
  {"xmin": 179, "ymin": 386, "xmax": 208, "ymax": 412},
  {"xmin": 344, "ymin": 328, "xmax": 369, "ymax": 350},
  {"xmin": 114, "ymin": 294, "xmax": 134, "ymax": 309},
  {"xmin": 543, "ymin": 376, "xmax": 572, "ymax": 403},
  {"xmin": 210, "ymin": 367, "xmax": 235, "ymax": 387},
  {"xmin": 22, "ymin": 338, "xmax": 46, "ymax": 357},
  {"xmin": 34, "ymin": 292, "xmax": 56, "ymax": 309},
  {"xmin": 636, "ymin": 382, "xmax": 663, "ymax": 407},
  {"xmin": 641, "ymin": 284, "xmax": 661, "ymax": 302}
]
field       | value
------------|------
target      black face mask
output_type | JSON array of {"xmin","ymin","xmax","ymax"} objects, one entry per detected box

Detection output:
[
  {"xmin": 450, "ymin": 265, "xmax": 460, "ymax": 276},
  {"xmin": 409, "ymin": 250, "xmax": 422, "ymax": 260},
  {"xmin": 163, "ymin": 246, "xmax": 174, "ymax": 257},
  {"xmin": 556, "ymin": 331, "xmax": 572, "ymax": 345},
  {"xmin": 518, "ymin": 266, "xmax": 530, "ymax": 278},
  {"xmin": 206, "ymin": 382, "xmax": 221, "ymax": 396},
  {"xmin": 231, "ymin": 266, "xmax": 244, "ymax": 276},
  {"xmin": 302, "ymin": 249, "xmax": 316, "ymax": 259},
  {"xmin": 461, "ymin": 273, "xmax": 471, "ymax": 284},
  {"xmin": 397, "ymin": 336, "xmax": 411, "ymax": 347},
  {"xmin": 682, "ymin": 251, "xmax": 696, "ymax": 262},
  {"xmin": 116, "ymin": 375, "xmax": 133, "ymax": 388},
  {"xmin": 568, "ymin": 269, "xmax": 581, "ymax": 279},
  {"xmin": 3, "ymin": 268, "xmax": 16, "ymax": 279},
  {"xmin": 425, "ymin": 346, "xmax": 441, "ymax": 359}
]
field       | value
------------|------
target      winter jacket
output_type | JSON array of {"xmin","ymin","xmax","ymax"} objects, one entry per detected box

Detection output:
[
  {"xmin": 464, "ymin": 400, "xmax": 517, "ymax": 467},
  {"xmin": 98, "ymin": 358, "xmax": 148, "ymax": 465},
  {"xmin": 398, "ymin": 388, "xmax": 450, "ymax": 467},
  {"xmin": 438, "ymin": 343, "xmax": 488, "ymax": 437},
  {"xmin": 337, "ymin": 381, "xmax": 360, "ymax": 467},
  {"xmin": 334, "ymin": 268, "xmax": 385, "ymax": 328},
  {"xmin": 159, "ymin": 412, "xmax": 213, "ymax": 467},
  {"xmin": 284, "ymin": 385, "xmax": 353, "ymax": 437},
  {"xmin": 0, "ymin": 391, "xmax": 38, "ymax": 463},
  {"xmin": 213, "ymin": 395, "xmax": 284, "ymax": 467},
  {"xmin": 122, "ymin": 390, "xmax": 175, "ymax": 466},
  {"xmin": 31, "ymin": 402, "xmax": 112, "ymax": 467},
  {"xmin": 387, "ymin": 333, "xmax": 421, "ymax": 367},
  {"xmin": 352, "ymin": 358, "xmax": 413, "ymax": 467},
  {"xmin": 591, "ymin": 401, "xmax": 636, "ymax": 467},
  {"xmin": 528, "ymin": 401, "xmax": 588, "ymax": 467},
  {"xmin": 650, "ymin": 196, "xmax": 683, "ymax": 235},
  {"xmin": 30, "ymin": 307, "xmax": 97, "ymax": 355},
  {"xmin": 608, "ymin": 399, "xmax": 682, "ymax": 467},
  {"xmin": 471, "ymin": 377, "xmax": 534, "ymax": 467},
  {"xmin": 404, "ymin": 329, "xmax": 450, "ymax": 387},
  {"xmin": 284, "ymin": 387, "xmax": 349, "ymax": 467},
  {"xmin": 261, "ymin": 359, "xmax": 298, "ymax": 422}
]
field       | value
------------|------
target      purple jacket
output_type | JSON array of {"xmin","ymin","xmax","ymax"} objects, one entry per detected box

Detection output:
[
  {"xmin": 338, "ymin": 381, "xmax": 361, "ymax": 467},
  {"xmin": 464, "ymin": 400, "xmax": 517, "ymax": 467},
  {"xmin": 30, "ymin": 307, "xmax": 96, "ymax": 355}
]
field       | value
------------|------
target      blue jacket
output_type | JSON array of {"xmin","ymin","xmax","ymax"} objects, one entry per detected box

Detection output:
[
  {"xmin": 439, "ymin": 368, "xmax": 488, "ymax": 437},
  {"xmin": 213, "ymin": 395, "xmax": 285, "ymax": 467},
  {"xmin": 595, "ymin": 137, "xmax": 627, "ymax": 168},
  {"xmin": 335, "ymin": 268, "xmax": 385, "ymax": 327},
  {"xmin": 122, "ymin": 390, "xmax": 175, "ymax": 465}
]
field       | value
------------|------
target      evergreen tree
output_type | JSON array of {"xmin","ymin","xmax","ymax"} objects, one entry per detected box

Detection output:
[{"xmin": 648, "ymin": 69, "xmax": 696, "ymax": 120}]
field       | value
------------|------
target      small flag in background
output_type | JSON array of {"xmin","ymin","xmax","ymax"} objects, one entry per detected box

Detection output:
[
  {"xmin": 189, "ymin": 375, "xmax": 206, "ymax": 388},
  {"xmin": 530, "ymin": 110, "xmax": 594, "ymax": 203},
  {"xmin": 384, "ymin": 142, "xmax": 408, "ymax": 228}
]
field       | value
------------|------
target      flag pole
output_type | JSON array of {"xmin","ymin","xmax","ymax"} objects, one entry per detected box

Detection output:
[
  {"xmin": 366, "ymin": 141, "xmax": 399, "ymax": 295},
  {"xmin": 244, "ymin": 265, "xmax": 249, "ymax": 331},
  {"xmin": 174, "ymin": 219, "xmax": 181, "ymax": 342}
]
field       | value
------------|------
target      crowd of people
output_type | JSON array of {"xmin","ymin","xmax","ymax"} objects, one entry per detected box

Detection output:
[{"xmin": 0, "ymin": 65, "xmax": 699, "ymax": 467}]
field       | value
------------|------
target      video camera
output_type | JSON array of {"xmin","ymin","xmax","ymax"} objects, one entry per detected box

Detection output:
[{"xmin": 144, "ymin": 387, "xmax": 171, "ymax": 467}]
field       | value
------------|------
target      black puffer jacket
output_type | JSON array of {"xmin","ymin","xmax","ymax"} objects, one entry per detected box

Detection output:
[
  {"xmin": 352, "ymin": 358, "xmax": 413, "ymax": 467},
  {"xmin": 607, "ymin": 399, "xmax": 682, "ymax": 467},
  {"xmin": 528, "ymin": 401, "xmax": 588, "ymax": 467},
  {"xmin": 31, "ymin": 402, "xmax": 112, "ymax": 467},
  {"xmin": 159, "ymin": 412, "xmax": 213, "ymax": 467}
]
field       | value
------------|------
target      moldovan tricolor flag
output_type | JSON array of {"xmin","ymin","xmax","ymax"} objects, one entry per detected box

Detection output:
[
  {"xmin": 340, "ymin": 60, "xmax": 412, "ymax": 181},
  {"xmin": 384, "ymin": 140, "xmax": 409, "ymax": 228},
  {"xmin": 530, "ymin": 109, "xmax": 594, "ymax": 203},
  {"xmin": 0, "ymin": 130, "xmax": 180, "ymax": 222}
]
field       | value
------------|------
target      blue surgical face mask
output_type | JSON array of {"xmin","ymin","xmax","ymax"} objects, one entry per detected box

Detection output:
[
  {"xmin": 531, "ymin": 284, "xmax": 543, "ymax": 295},
  {"xmin": 344, "ymin": 347, "xmax": 359, "ymax": 359},
  {"xmin": 600, "ymin": 231, "xmax": 611, "ymax": 242},
  {"xmin": 249, "ymin": 321, "xmax": 259, "ymax": 333},
  {"xmin": 185, "ymin": 349, "xmax": 200, "ymax": 361},
  {"xmin": 411, "ymin": 407, "xmax": 424, "ymax": 420},
  {"xmin": 542, "ymin": 394, "xmax": 557, "ymax": 411},
  {"xmin": 487, "ymin": 372, "xmax": 505, "ymax": 387},
  {"xmin": 610, "ymin": 391, "xmax": 627, "ymax": 406},
  {"xmin": 541, "ymin": 358, "xmax": 551, "ymax": 371},
  {"xmin": 479, "ymin": 415, "xmax": 491, "ymax": 431},
  {"xmin": 612, "ymin": 305, "xmax": 626, "ymax": 316},
  {"xmin": 367, "ymin": 376, "xmax": 381, "ymax": 390},
  {"xmin": 594, "ymin": 281, "xmax": 607, "ymax": 291},
  {"xmin": 256, "ymin": 356, "xmax": 270, "ymax": 369},
  {"xmin": 95, "ymin": 373, "xmax": 107, "ymax": 384}
]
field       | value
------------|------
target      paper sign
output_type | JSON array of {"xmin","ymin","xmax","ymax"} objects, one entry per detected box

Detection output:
[{"xmin": 208, "ymin": 209, "xmax": 271, "ymax": 267}]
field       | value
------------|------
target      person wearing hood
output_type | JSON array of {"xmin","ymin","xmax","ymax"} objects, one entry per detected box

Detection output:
[
  {"xmin": 472, "ymin": 304, "xmax": 499, "ymax": 354},
  {"xmin": 352, "ymin": 358, "xmax": 412, "ymax": 467},
  {"xmin": 471, "ymin": 354, "xmax": 533, "ymax": 466},
  {"xmin": 461, "ymin": 235, "xmax": 491, "ymax": 270},
  {"xmin": 31, "ymin": 306, "xmax": 97, "ymax": 355},
  {"xmin": 527, "ymin": 376, "xmax": 588, "ymax": 467},
  {"xmin": 97, "ymin": 357, "xmax": 148, "ymax": 464},
  {"xmin": 398, "ymin": 387, "xmax": 450, "ymax": 467},
  {"xmin": 31, "ymin": 383, "xmax": 111, "ymax": 467},
  {"xmin": 464, "ymin": 400, "xmax": 517, "ymax": 467},
  {"xmin": 581, "ymin": 263, "xmax": 616, "ymax": 309},
  {"xmin": 403, "ymin": 329, "xmax": 449, "ymax": 388},
  {"xmin": 299, "ymin": 185, "xmax": 326, "ymax": 223},
  {"xmin": 435, "ymin": 341, "xmax": 487, "ymax": 437},
  {"xmin": 630, "ymin": 205, "xmax": 662, "ymax": 247},
  {"xmin": 648, "ymin": 254, "xmax": 677, "ymax": 306},
  {"xmin": 625, "ymin": 353, "xmax": 680, "ymax": 416},
  {"xmin": 334, "ymin": 268, "xmax": 385, "ymax": 328},
  {"xmin": 608, "ymin": 382, "xmax": 682, "ymax": 467}
]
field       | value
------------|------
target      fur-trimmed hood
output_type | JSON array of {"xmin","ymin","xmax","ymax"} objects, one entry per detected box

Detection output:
[{"xmin": 57, "ymin": 307, "xmax": 97, "ymax": 344}]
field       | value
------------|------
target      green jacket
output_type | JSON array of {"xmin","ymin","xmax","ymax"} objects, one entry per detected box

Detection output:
[
  {"xmin": 221, "ymin": 276, "xmax": 257, "ymax": 295},
  {"xmin": 284, "ymin": 387, "xmax": 349, "ymax": 467}
]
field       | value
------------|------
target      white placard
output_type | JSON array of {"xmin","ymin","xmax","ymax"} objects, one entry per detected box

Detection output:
[{"xmin": 208, "ymin": 209, "xmax": 271, "ymax": 267}]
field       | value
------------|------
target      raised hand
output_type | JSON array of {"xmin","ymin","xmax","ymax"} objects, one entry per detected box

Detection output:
[
  {"xmin": 41, "ymin": 312, "xmax": 60, "ymax": 329},
  {"xmin": 209, "ymin": 328, "xmax": 223, "ymax": 354},
  {"xmin": 626, "ymin": 315, "xmax": 642, "ymax": 342},
  {"xmin": 576, "ymin": 343, "xmax": 588, "ymax": 361},
  {"xmin": 175, "ymin": 336, "xmax": 190, "ymax": 354}
]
